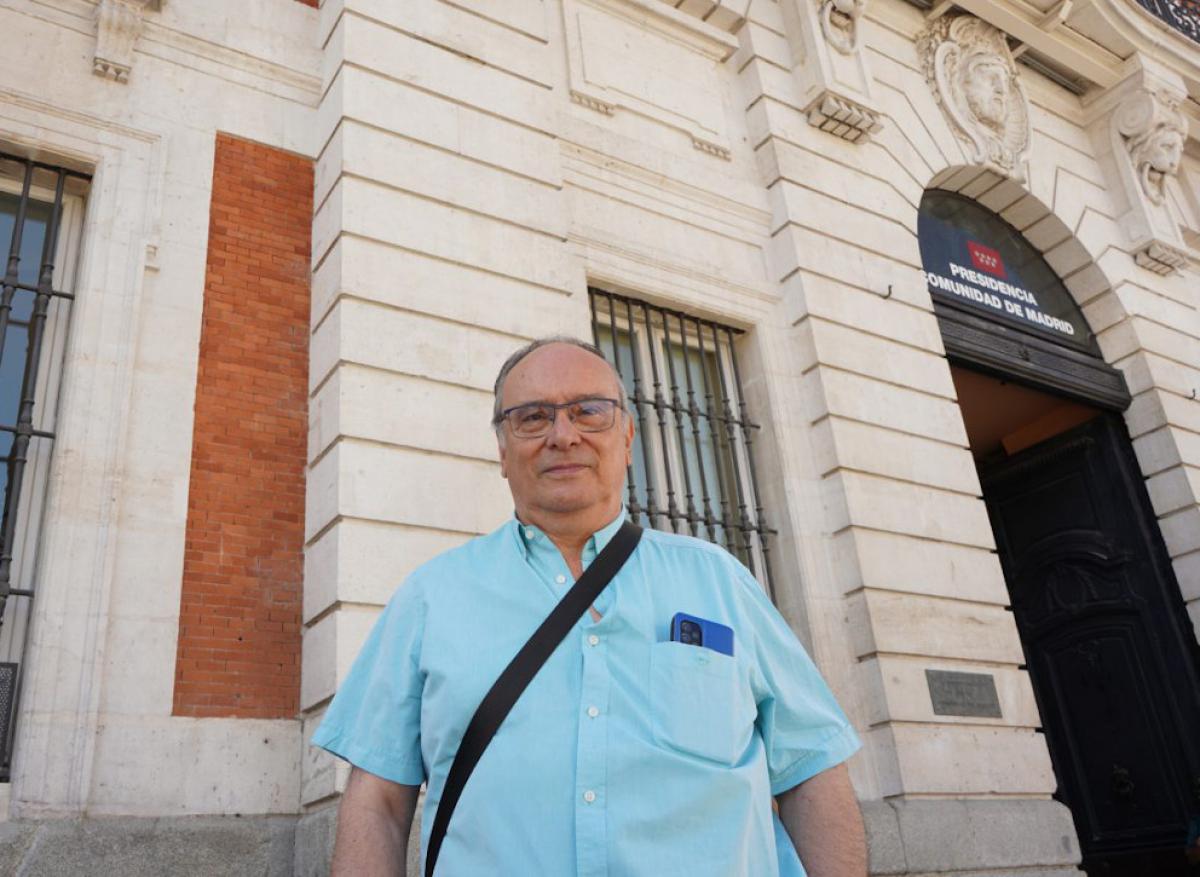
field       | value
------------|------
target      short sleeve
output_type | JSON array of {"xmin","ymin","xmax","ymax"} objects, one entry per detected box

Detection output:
[
  {"xmin": 736, "ymin": 566, "xmax": 861, "ymax": 795},
  {"xmin": 310, "ymin": 579, "xmax": 427, "ymax": 786}
]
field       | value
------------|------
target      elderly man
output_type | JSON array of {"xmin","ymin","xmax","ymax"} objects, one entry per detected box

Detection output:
[{"xmin": 313, "ymin": 336, "xmax": 866, "ymax": 876}]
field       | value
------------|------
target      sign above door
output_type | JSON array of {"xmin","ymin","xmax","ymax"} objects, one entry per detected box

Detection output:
[
  {"xmin": 919, "ymin": 189, "xmax": 1131, "ymax": 411},
  {"xmin": 919, "ymin": 190, "xmax": 1095, "ymax": 354}
]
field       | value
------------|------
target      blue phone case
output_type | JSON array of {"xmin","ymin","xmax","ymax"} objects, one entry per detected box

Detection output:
[{"xmin": 670, "ymin": 612, "xmax": 734, "ymax": 656}]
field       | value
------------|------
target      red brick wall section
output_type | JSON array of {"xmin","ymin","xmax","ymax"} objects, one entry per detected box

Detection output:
[{"xmin": 173, "ymin": 133, "xmax": 312, "ymax": 719}]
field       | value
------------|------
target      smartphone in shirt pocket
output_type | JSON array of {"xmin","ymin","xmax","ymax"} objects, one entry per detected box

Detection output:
[
  {"xmin": 652, "ymin": 614, "xmax": 754, "ymax": 764},
  {"xmin": 670, "ymin": 612, "xmax": 734, "ymax": 656}
]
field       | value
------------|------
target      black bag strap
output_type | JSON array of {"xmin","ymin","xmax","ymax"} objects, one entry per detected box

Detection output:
[{"xmin": 424, "ymin": 519, "xmax": 643, "ymax": 877}]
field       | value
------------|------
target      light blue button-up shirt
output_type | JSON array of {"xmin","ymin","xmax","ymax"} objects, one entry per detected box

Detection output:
[{"xmin": 313, "ymin": 509, "xmax": 860, "ymax": 876}]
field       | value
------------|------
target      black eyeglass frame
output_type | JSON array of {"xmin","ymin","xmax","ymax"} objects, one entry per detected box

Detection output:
[{"xmin": 496, "ymin": 396, "xmax": 625, "ymax": 437}]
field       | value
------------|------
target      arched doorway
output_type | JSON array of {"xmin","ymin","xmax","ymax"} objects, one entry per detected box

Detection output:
[{"xmin": 920, "ymin": 188, "xmax": 1200, "ymax": 876}]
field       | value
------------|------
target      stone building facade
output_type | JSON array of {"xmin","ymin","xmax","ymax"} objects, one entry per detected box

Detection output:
[{"xmin": 0, "ymin": 0, "xmax": 1198, "ymax": 874}]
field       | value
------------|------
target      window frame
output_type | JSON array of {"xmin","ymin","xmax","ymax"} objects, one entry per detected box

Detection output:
[
  {"xmin": 589, "ymin": 288, "xmax": 775, "ymax": 597},
  {"xmin": 0, "ymin": 152, "xmax": 89, "ymax": 782}
]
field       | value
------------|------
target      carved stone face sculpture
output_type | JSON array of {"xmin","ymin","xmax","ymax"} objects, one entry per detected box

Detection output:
[
  {"xmin": 1132, "ymin": 123, "xmax": 1186, "ymax": 204},
  {"xmin": 1146, "ymin": 125, "xmax": 1184, "ymax": 176},
  {"xmin": 1113, "ymin": 87, "xmax": 1188, "ymax": 208},
  {"xmin": 963, "ymin": 56, "xmax": 1010, "ymax": 131},
  {"xmin": 919, "ymin": 15, "xmax": 1030, "ymax": 181}
]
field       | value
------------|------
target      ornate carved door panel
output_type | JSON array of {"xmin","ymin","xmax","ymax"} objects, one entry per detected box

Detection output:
[{"xmin": 983, "ymin": 413, "xmax": 1200, "ymax": 876}]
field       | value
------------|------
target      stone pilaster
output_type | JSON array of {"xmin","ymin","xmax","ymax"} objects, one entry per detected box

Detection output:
[{"xmin": 302, "ymin": 0, "xmax": 577, "ymax": 810}]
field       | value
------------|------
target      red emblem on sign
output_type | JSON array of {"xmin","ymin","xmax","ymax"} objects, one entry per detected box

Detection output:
[{"xmin": 967, "ymin": 240, "xmax": 1006, "ymax": 278}]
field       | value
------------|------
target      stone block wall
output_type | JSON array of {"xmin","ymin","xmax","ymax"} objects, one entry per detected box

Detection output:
[{"xmin": 301, "ymin": 0, "xmax": 580, "ymax": 807}]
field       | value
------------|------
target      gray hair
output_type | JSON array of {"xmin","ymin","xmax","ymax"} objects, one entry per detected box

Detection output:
[{"xmin": 491, "ymin": 335, "xmax": 630, "ymax": 430}]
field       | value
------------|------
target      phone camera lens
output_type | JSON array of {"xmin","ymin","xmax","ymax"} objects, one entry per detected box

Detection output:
[{"xmin": 679, "ymin": 620, "xmax": 702, "ymax": 646}]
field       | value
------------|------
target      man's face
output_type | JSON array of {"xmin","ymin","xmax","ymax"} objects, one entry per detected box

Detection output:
[{"xmin": 497, "ymin": 343, "xmax": 633, "ymax": 523}]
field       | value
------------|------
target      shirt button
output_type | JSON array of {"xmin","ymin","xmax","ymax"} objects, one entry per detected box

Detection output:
[
  {"xmin": 555, "ymin": 574, "xmax": 566, "ymax": 584},
  {"xmin": 524, "ymin": 527, "xmax": 535, "ymax": 539},
  {"xmin": 583, "ymin": 790, "xmax": 596, "ymax": 803},
  {"xmin": 587, "ymin": 634, "xmax": 600, "ymax": 647},
  {"xmin": 587, "ymin": 706, "xmax": 600, "ymax": 718}
]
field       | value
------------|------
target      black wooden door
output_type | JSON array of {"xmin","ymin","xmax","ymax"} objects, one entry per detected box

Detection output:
[{"xmin": 982, "ymin": 413, "xmax": 1200, "ymax": 876}]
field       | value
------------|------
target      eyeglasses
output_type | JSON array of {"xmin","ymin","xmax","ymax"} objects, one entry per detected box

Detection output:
[{"xmin": 498, "ymin": 397, "xmax": 623, "ymax": 439}]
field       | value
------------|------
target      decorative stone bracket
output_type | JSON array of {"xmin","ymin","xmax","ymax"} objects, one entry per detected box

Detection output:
[
  {"xmin": 1088, "ymin": 58, "xmax": 1191, "ymax": 275},
  {"xmin": 782, "ymin": 0, "xmax": 883, "ymax": 143},
  {"xmin": 93, "ymin": 0, "xmax": 165, "ymax": 83}
]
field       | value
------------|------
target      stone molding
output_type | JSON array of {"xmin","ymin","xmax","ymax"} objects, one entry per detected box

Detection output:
[
  {"xmin": 93, "ymin": 0, "xmax": 165, "ymax": 83},
  {"xmin": 691, "ymin": 134, "xmax": 732, "ymax": 160},
  {"xmin": 570, "ymin": 89, "xmax": 616, "ymax": 116},
  {"xmin": 564, "ymin": 0, "xmax": 738, "ymax": 159},
  {"xmin": 782, "ymin": 0, "xmax": 884, "ymax": 143},
  {"xmin": 919, "ymin": 14, "xmax": 1032, "ymax": 182},
  {"xmin": 656, "ymin": 0, "xmax": 750, "ymax": 34}
]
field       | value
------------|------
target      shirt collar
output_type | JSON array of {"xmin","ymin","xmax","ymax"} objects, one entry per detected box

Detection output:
[{"xmin": 512, "ymin": 506, "xmax": 628, "ymax": 562}]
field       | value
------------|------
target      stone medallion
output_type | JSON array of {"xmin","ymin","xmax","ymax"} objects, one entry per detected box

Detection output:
[{"xmin": 919, "ymin": 15, "xmax": 1031, "ymax": 181}]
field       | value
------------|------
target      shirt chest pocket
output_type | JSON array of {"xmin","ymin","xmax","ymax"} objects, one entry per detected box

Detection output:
[{"xmin": 649, "ymin": 641, "xmax": 757, "ymax": 766}]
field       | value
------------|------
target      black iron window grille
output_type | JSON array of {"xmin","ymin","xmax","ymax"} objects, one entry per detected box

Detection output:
[
  {"xmin": 0, "ymin": 151, "xmax": 88, "ymax": 782},
  {"xmin": 588, "ymin": 288, "xmax": 776, "ymax": 597},
  {"xmin": 1133, "ymin": 0, "xmax": 1200, "ymax": 43}
]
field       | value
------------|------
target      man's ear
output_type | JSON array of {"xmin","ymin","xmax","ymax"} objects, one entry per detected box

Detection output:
[{"xmin": 497, "ymin": 431, "xmax": 509, "ymax": 479}]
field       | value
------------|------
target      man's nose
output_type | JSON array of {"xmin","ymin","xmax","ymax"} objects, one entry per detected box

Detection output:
[{"xmin": 544, "ymin": 407, "xmax": 582, "ymax": 446}]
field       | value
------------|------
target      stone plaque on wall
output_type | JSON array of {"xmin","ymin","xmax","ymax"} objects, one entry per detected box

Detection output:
[{"xmin": 926, "ymin": 669, "xmax": 1002, "ymax": 718}]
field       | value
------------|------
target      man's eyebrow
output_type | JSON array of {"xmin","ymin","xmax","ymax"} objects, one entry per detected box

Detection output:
[{"xmin": 503, "ymin": 394, "xmax": 613, "ymax": 409}]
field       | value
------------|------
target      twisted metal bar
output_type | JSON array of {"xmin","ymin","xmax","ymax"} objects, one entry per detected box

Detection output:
[
  {"xmin": 0, "ymin": 162, "xmax": 34, "ymax": 373},
  {"xmin": 641, "ymin": 301, "xmax": 681, "ymax": 532},
  {"xmin": 622, "ymin": 296, "xmax": 661, "ymax": 528},
  {"xmin": 694, "ymin": 316, "xmax": 735, "ymax": 555},
  {"xmin": 0, "ymin": 171, "xmax": 64, "ymax": 609},
  {"xmin": 709, "ymin": 321, "xmax": 753, "ymax": 569},
  {"xmin": 661, "ymin": 310, "xmax": 699, "ymax": 537}
]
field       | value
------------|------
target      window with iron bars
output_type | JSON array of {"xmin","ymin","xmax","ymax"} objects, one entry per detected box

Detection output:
[
  {"xmin": 588, "ymin": 288, "xmax": 775, "ymax": 597},
  {"xmin": 0, "ymin": 152, "xmax": 88, "ymax": 781}
]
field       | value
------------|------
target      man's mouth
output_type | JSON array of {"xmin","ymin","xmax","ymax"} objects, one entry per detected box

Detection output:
[{"xmin": 543, "ymin": 463, "xmax": 588, "ymax": 475}]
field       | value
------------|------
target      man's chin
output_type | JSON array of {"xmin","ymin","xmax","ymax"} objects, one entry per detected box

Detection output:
[{"xmin": 532, "ymin": 487, "xmax": 608, "ymax": 516}]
